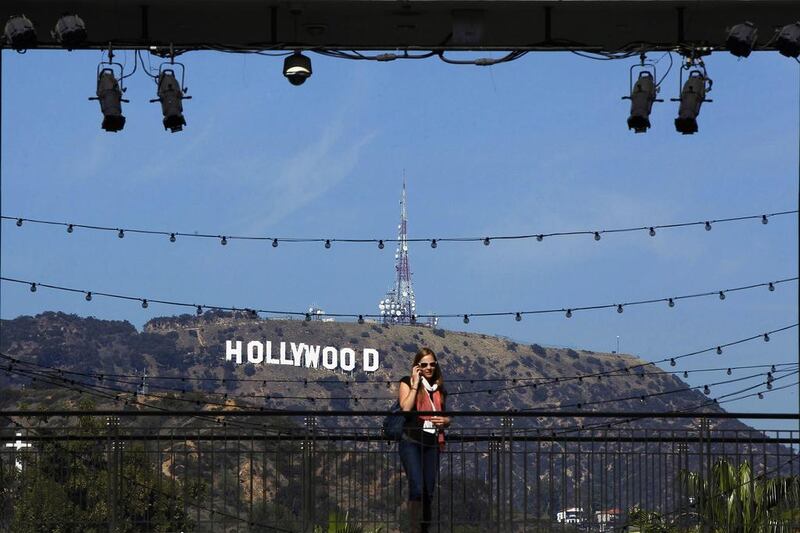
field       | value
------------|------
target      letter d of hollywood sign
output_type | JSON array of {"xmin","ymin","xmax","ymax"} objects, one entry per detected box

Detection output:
[{"xmin": 225, "ymin": 340, "xmax": 380, "ymax": 372}]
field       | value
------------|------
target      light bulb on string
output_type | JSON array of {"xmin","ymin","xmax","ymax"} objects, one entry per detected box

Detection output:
[
  {"xmin": 758, "ymin": 392, "xmax": 764, "ymax": 399},
  {"xmin": 703, "ymin": 385, "xmax": 710, "ymax": 395},
  {"xmin": 85, "ymin": 292, "xmax": 92, "ymax": 301},
  {"xmin": 536, "ymin": 234, "xmax": 544, "ymax": 242},
  {"xmin": 67, "ymin": 224, "xmax": 74, "ymax": 233},
  {"xmin": 716, "ymin": 346, "xmax": 722, "ymax": 355},
  {"xmin": 770, "ymin": 365, "xmax": 776, "ymax": 373},
  {"xmin": 761, "ymin": 215, "xmax": 768, "ymax": 225},
  {"xmin": 763, "ymin": 333, "xmax": 770, "ymax": 342},
  {"xmin": 30, "ymin": 283, "xmax": 37, "ymax": 293},
  {"xmin": 169, "ymin": 233, "xmax": 176, "ymax": 242},
  {"xmin": 357, "ymin": 315, "xmax": 364, "ymax": 324},
  {"xmin": 378, "ymin": 240, "xmax": 384, "ymax": 250},
  {"xmin": 141, "ymin": 299, "xmax": 148, "ymax": 309},
  {"xmin": 463, "ymin": 314, "xmax": 470, "ymax": 324},
  {"xmin": 617, "ymin": 304, "xmax": 624, "ymax": 314},
  {"xmin": 118, "ymin": 229, "xmax": 124, "ymax": 239},
  {"xmin": 594, "ymin": 232, "xmax": 601, "ymax": 241},
  {"xmin": 15, "ymin": 219, "xmax": 22, "ymax": 227},
  {"xmin": 766, "ymin": 382, "xmax": 773, "ymax": 390},
  {"xmin": 483, "ymin": 237, "xmax": 490, "ymax": 246},
  {"xmin": 515, "ymin": 312, "xmax": 522, "ymax": 322},
  {"xmin": 305, "ymin": 313, "xmax": 311, "ymax": 322},
  {"xmin": 726, "ymin": 368, "xmax": 732, "ymax": 375},
  {"xmin": 768, "ymin": 282, "xmax": 775, "ymax": 292},
  {"xmin": 565, "ymin": 309, "xmax": 572, "ymax": 318},
  {"xmin": 670, "ymin": 358, "xmax": 676, "ymax": 367},
  {"xmin": 431, "ymin": 239, "xmax": 437, "ymax": 249},
  {"xmin": 221, "ymin": 236, "xmax": 227, "ymax": 246},
  {"xmin": 718, "ymin": 291, "xmax": 726, "ymax": 300},
  {"xmin": 683, "ymin": 371, "xmax": 689, "ymax": 378},
  {"xmin": 704, "ymin": 221, "xmax": 712, "ymax": 231},
  {"xmin": 668, "ymin": 298, "xmax": 675, "ymax": 308},
  {"xmin": 649, "ymin": 227, "xmax": 656, "ymax": 237},
  {"xmin": 324, "ymin": 239, "xmax": 331, "ymax": 249},
  {"xmin": 196, "ymin": 305, "xmax": 203, "ymax": 316},
  {"xmin": 272, "ymin": 239, "xmax": 278, "ymax": 248}
]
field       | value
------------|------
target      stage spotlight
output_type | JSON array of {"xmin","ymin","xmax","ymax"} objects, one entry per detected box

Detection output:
[
  {"xmin": 726, "ymin": 22, "xmax": 757, "ymax": 58},
  {"xmin": 626, "ymin": 71, "xmax": 658, "ymax": 133},
  {"xmin": 154, "ymin": 69, "xmax": 187, "ymax": 132},
  {"xmin": 775, "ymin": 22, "xmax": 800, "ymax": 58},
  {"xmin": 283, "ymin": 51, "xmax": 312, "ymax": 86},
  {"xmin": 52, "ymin": 14, "xmax": 87, "ymax": 48},
  {"xmin": 4, "ymin": 15, "xmax": 37, "ymax": 50},
  {"xmin": 674, "ymin": 71, "xmax": 711, "ymax": 135},
  {"xmin": 92, "ymin": 69, "xmax": 127, "ymax": 132}
]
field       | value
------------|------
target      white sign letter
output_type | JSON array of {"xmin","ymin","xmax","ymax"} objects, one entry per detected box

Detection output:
[
  {"xmin": 322, "ymin": 347, "xmax": 338, "ymax": 370},
  {"xmin": 290, "ymin": 342, "xmax": 306, "ymax": 366},
  {"xmin": 363, "ymin": 348, "xmax": 379, "ymax": 372},
  {"xmin": 226, "ymin": 340, "xmax": 243, "ymax": 364},
  {"xmin": 247, "ymin": 341, "xmax": 264, "ymax": 364},
  {"xmin": 340, "ymin": 348, "xmax": 356, "ymax": 372},
  {"xmin": 304, "ymin": 345, "xmax": 321, "ymax": 368}
]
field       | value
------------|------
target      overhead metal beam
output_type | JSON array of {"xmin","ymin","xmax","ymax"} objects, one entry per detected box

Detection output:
[{"xmin": 1, "ymin": 1, "xmax": 798, "ymax": 52}]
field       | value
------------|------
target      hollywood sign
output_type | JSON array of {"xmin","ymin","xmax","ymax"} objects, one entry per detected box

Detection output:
[{"xmin": 226, "ymin": 340, "xmax": 380, "ymax": 372}]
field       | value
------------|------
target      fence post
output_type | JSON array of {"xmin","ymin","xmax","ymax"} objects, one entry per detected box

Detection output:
[
  {"xmin": 501, "ymin": 416, "xmax": 514, "ymax": 530},
  {"xmin": 105, "ymin": 416, "xmax": 120, "ymax": 533},
  {"xmin": 302, "ymin": 416, "xmax": 318, "ymax": 532}
]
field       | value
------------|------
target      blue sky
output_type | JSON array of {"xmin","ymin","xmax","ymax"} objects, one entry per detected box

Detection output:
[{"xmin": 1, "ymin": 49, "xmax": 798, "ymax": 428}]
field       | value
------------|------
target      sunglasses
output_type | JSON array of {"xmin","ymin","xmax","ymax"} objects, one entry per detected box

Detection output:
[{"xmin": 418, "ymin": 362, "xmax": 437, "ymax": 368}]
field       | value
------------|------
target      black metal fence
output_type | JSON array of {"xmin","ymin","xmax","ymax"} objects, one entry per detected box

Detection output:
[{"xmin": 1, "ymin": 412, "xmax": 798, "ymax": 532}]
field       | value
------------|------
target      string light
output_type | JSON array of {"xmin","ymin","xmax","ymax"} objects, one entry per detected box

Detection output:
[
  {"xmin": 2, "ymin": 276, "xmax": 794, "ymax": 322},
  {"xmin": 141, "ymin": 299, "xmax": 148, "ymax": 309},
  {"xmin": 3, "ymin": 210, "xmax": 793, "ymax": 248},
  {"xmin": 670, "ymin": 358, "xmax": 676, "ymax": 366},
  {"xmin": 272, "ymin": 239, "xmax": 278, "ymax": 248},
  {"xmin": 668, "ymin": 298, "xmax": 675, "ymax": 308},
  {"xmin": 85, "ymin": 292, "xmax": 92, "ymax": 301},
  {"xmin": 463, "ymin": 314, "xmax": 470, "ymax": 324},
  {"xmin": 763, "ymin": 333, "xmax": 770, "ymax": 342},
  {"xmin": 716, "ymin": 346, "xmax": 722, "ymax": 355},
  {"xmin": 118, "ymin": 229, "xmax": 124, "ymax": 238},
  {"xmin": 169, "ymin": 233, "xmax": 176, "ymax": 242},
  {"xmin": 762, "ymin": 214, "xmax": 769, "ymax": 224},
  {"xmin": 431, "ymin": 239, "xmax": 438, "ymax": 249},
  {"xmin": 324, "ymin": 239, "xmax": 331, "ymax": 249},
  {"xmin": 726, "ymin": 368, "xmax": 732, "ymax": 375},
  {"xmin": 703, "ymin": 385, "xmax": 711, "ymax": 395},
  {"xmin": 565, "ymin": 309, "xmax": 573, "ymax": 318},
  {"xmin": 305, "ymin": 312, "xmax": 311, "ymax": 322},
  {"xmin": 357, "ymin": 315, "xmax": 364, "ymax": 324},
  {"xmin": 718, "ymin": 291, "xmax": 726, "ymax": 300},
  {"xmin": 378, "ymin": 240, "xmax": 384, "ymax": 250},
  {"xmin": 758, "ymin": 392, "xmax": 764, "ymax": 399},
  {"xmin": 683, "ymin": 371, "xmax": 689, "ymax": 378},
  {"xmin": 515, "ymin": 312, "xmax": 522, "ymax": 322},
  {"xmin": 221, "ymin": 236, "xmax": 228, "ymax": 246},
  {"xmin": 67, "ymin": 224, "xmax": 74, "ymax": 233},
  {"xmin": 29, "ymin": 283, "xmax": 36, "ymax": 293},
  {"xmin": 196, "ymin": 305, "xmax": 203, "ymax": 315},
  {"xmin": 768, "ymin": 282, "xmax": 775, "ymax": 292}
]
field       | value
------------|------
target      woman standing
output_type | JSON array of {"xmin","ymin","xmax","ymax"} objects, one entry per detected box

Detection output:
[{"xmin": 398, "ymin": 348, "xmax": 451, "ymax": 533}]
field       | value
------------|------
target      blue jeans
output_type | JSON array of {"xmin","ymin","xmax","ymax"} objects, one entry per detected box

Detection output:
[{"xmin": 398, "ymin": 437, "xmax": 439, "ymax": 528}]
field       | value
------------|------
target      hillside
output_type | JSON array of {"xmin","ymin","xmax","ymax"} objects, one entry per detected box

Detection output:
[{"xmin": 1, "ymin": 310, "xmax": 729, "ymax": 430}]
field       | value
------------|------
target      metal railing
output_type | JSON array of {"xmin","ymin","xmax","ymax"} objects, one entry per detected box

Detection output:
[{"xmin": 1, "ymin": 411, "xmax": 798, "ymax": 532}]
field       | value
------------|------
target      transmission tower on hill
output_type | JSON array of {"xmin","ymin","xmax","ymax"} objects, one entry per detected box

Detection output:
[{"xmin": 379, "ymin": 180, "xmax": 417, "ymax": 325}]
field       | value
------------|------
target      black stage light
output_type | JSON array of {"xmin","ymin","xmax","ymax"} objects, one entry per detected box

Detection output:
[
  {"xmin": 726, "ymin": 22, "xmax": 757, "ymax": 58},
  {"xmin": 283, "ymin": 51, "xmax": 312, "ymax": 86},
  {"xmin": 52, "ymin": 14, "xmax": 87, "ymax": 48},
  {"xmin": 4, "ymin": 15, "xmax": 37, "ymax": 50},
  {"xmin": 674, "ymin": 71, "xmax": 710, "ymax": 135},
  {"xmin": 155, "ymin": 70, "xmax": 187, "ymax": 132},
  {"xmin": 92, "ymin": 69, "xmax": 127, "ymax": 132},
  {"xmin": 627, "ymin": 71, "xmax": 657, "ymax": 133},
  {"xmin": 776, "ymin": 22, "xmax": 800, "ymax": 58}
]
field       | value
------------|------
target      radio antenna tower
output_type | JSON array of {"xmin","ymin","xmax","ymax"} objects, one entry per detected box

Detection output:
[{"xmin": 379, "ymin": 178, "xmax": 417, "ymax": 324}]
